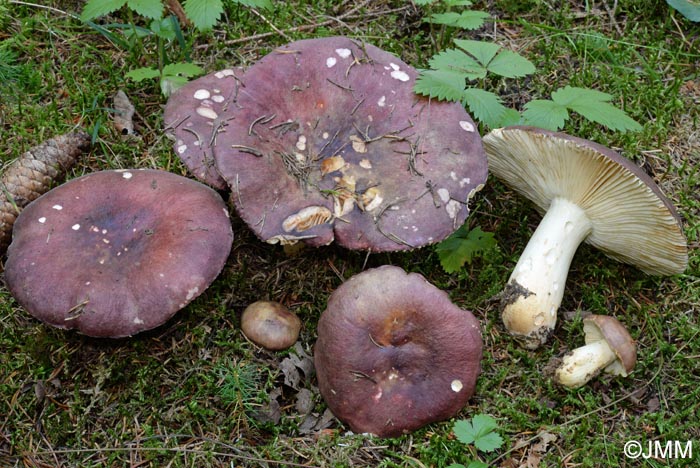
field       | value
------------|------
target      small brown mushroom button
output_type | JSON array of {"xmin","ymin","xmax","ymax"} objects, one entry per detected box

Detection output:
[
  {"xmin": 552, "ymin": 314, "xmax": 637, "ymax": 388},
  {"xmin": 213, "ymin": 37, "xmax": 487, "ymax": 251},
  {"xmin": 314, "ymin": 265, "xmax": 483, "ymax": 437},
  {"xmin": 241, "ymin": 300, "xmax": 301, "ymax": 351},
  {"xmin": 4, "ymin": 169, "xmax": 233, "ymax": 338},
  {"xmin": 483, "ymin": 126, "xmax": 688, "ymax": 349}
]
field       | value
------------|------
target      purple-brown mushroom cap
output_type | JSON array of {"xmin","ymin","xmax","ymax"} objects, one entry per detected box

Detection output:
[
  {"xmin": 164, "ymin": 67, "xmax": 245, "ymax": 189},
  {"xmin": 314, "ymin": 265, "xmax": 482, "ymax": 437},
  {"xmin": 4, "ymin": 169, "xmax": 233, "ymax": 338},
  {"xmin": 214, "ymin": 37, "xmax": 487, "ymax": 251}
]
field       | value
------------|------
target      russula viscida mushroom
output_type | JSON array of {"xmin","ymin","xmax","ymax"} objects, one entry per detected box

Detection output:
[
  {"xmin": 551, "ymin": 314, "xmax": 636, "ymax": 388},
  {"xmin": 164, "ymin": 67, "xmax": 245, "ymax": 190},
  {"xmin": 241, "ymin": 300, "xmax": 301, "ymax": 350},
  {"xmin": 314, "ymin": 265, "xmax": 482, "ymax": 437},
  {"xmin": 4, "ymin": 169, "xmax": 233, "ymax": 338},
  {"xmin": 212, "ymin": 36, "xmax": 487, "ymax": 251},
  {"xmin": 483, "ymin": 126, "xmax": 688, "ymax": 349}
]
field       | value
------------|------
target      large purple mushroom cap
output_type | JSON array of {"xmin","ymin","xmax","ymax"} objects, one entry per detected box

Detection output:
[
  {"xmin": 213, "ymin": 37, "xmax": 487, "ymax": 251},
  {"xmin": 4, "ymin": 169, "xmax": 233, "ymax": 338},
  {"xmin": 314, "ymin": 265, "xmax": 483, "ymax": 437},
  {"xmin": 164, "ymin": 67, "xmax": 245, "ymax": 189}
]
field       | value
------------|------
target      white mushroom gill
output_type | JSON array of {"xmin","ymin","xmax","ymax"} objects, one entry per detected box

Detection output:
[
  {"xmin": 553, "ymin": 339, "xmax": 616, "ymax": 388},
  {"xmin": 501, "ymin": 197, "xmax": 593, "ymax": 348}
]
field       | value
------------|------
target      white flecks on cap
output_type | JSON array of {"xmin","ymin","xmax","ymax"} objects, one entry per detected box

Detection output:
[
  {"xmin": 185, "ymin": 286, "xmax": 200, "ymax": 301},
  {"xmin": 437, "ymin": 188, "xmax": 450, "ymax": 203},
  {"xmin": 450, "ymin": 171, "xmax": 458, "ymax": 181},
  {"xmin": 459, "ymin": 120, "xmax": 475, "ymax": 132},
  {"xmin": 85, "ymin": 281, "xmax": 91, "ymax": 286},
  {"xmin": 211, "ymin": 94, "xmax": 225, "ymax": 103},
  {"xmin": 322, "ymin": 131, "xmax": 329, "ymax": 139},
  {"xmin": 72, "ymin": 224, "xmax": 80, "ymax": 231},
  {"xmin": 446, "ymin": 199, "xmax": 462, "ymax": 219},
  {"xmin": 177, "ymin": 144, "xmax": 187, "ymax": 154},
  {"xmin": 101, "ymin": 229, "xmax": 108, "ymax": 234},
  {"xmin": 335, "ymin": 48, "xmax": 352, "ymax": 58},
  {"xmin": 122, "ymin": 172, "xmax": 133, "ymax": 180},
  {"xmin": 359, "ymin": 158, "xmax": 372, "ymax": 169},
  {"xmin": 296, "ymin": 135, "xmax": 307, "ymax": 151},
  {"xmin": 52, "ymin": 205, "xmax": 63, "ymax": 210},
  {"xmin": 193, "ymin": 89, "xmax": 210, "ymax": 100},
  {"xmin": 133, "ymin": 317, "xmax": 144, "ymax": 325},
  {"xmin": 326, "ymin": 57, "xmax": 337, "ymax": 68},
  {"xmin": 38, "ymin": 217, "xmax": 47, "ymax": 223},
  {"xmin": 391, "ymin": 70, "xmax": 410, "ymax": 82},
  {"xmin": 451, "ymin": 379, "xmax": 463, "ymax": 392},
  {"xmin": 377, "ymin": 95, "xmax": 386, "ymax": 107},
  {"xmin": 459, "ymin": 177, "xmax": 471, "ymax": 188},
  {"xmin": 214, "ymin": 69, "xmax": 236, "ymax": 79},
  {"xmin": 196, "ymin": 106, "xmax": 218, "ymax": 120}
]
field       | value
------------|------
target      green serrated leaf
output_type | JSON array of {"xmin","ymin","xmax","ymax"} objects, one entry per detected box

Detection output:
[
  {"xmin": 522, "ymin": 99, "xmax": 569, "ymax": 130},
  {"xmin": 413, "ymin": 0, "xmax": 438, "ymax": 5},
  {"xmin": 184, "ymin": 0, "xmax": 224, "ymax": 31},
  {"xmin": 454, "ymin": 39, "xmax": 501, "ymax": 67},
  {"xmin": 486, "ymin": 49, "xmax": 536, "ymax": 78},
  {"xmin": 436, "ymin": 225, "xmax": 496, "ymax": 273},
  {"xmin": 445, "ymin": 0, "xmax": 475, "ymax": 6},
  {"xmin": 551, "ymin": 85, "xmax": 612, "ymax": 106},
  {"xmin": 161, "ymin": 74, "xmax": 189, "ymax": 96},
  {"xmin": 80, "ymin": 0, "xmax": 127, "ymax": 22},
  {"xmin": 233, "ymin": 0, "xmax": 274, "ymax": 9},
  {"xmin": 428, "ymin": 48, "xmax": 485, "ymax": 80},
  {"xmin": 461, "ymin": 88, "xmax": 507, "ymax": 129},
  {"xmin": 414, "ymin": 69, "xmax": 466, "ymax": 103},
  {"xmin": 446, "ymin": 464, "xmax": 467, "ymax": 468},
  {"xmin": 474, "ymin": 431, "xmax": 504, "ymax": 452},
  {"xmin": 428, "ymin": 11, "xmax": 489, "ymax": 30},
  {"xmin": 125, "ymin": 66, "xmax": 161, "ymax": 81},
  {"xmin": 498, "ymin": 107, "xmax": 523, "ymax": 127},
  {"xmin": 466, "ymin": 461, "xmax": 489, "ymax": 468},
  {"xmin": 550, "ymin": 86, "xmax": 642, "ymax": 132},
  {"xmin": 150, "ymin": 16, "xmax": 177, "ymax": 40},
  {"xmin": 453, "ymin": 415, "xmax": 504, "ymax": 453},
  {"xmin": 162, "ymin": 62, "xmax": 204, "ymax": 78},
  {"xmin": 127, "ymin": 0, "xmax": 163, "ymax": 19},
  {"xmin": 666, "ymin": 0, "xmax": 700, "ymax": 21}
]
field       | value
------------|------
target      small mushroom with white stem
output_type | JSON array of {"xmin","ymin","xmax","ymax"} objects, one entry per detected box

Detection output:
[
  {"xmin": 483, "ymin": 126, "xmax": 688, "ymax": 349},
  {"xmin": 551, "ymin": 314, "xmax": 636, "ymax": 388}
]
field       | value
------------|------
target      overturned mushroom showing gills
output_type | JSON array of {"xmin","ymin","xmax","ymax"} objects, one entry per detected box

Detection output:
[
  {"xmin": 241, "ymin": 300, "xmax": 302, "ymax": 350},
  {"xmin": 4, "ymin": 169, "xmax": 233, "ymax": 338},
  {"xmin": 213, "ymin": 36, "xmax": 487, "ymax": 251},
  {"xmin": 483, "ymin": 126, "xmax": 688, "ymax": 349},
  {"xmin": 552, "ymin": 315, "xmax": 636, "ymax": 388},
  {"xmin": 314, "ymin": 265, "xmax": 482, "ymax": 437},
  {"xmin": 164, "ymin": 67, "xmax": 244, "ymax": 189}
]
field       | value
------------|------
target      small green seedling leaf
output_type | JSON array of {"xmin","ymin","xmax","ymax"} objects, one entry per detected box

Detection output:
[
  {"xmin": 436, "ymin": 225, "xmax": 497, "ymax": 273},
  {"xmin": 453, "ymin": 414, "xmax": 504, "ymax": 453},
  {"xmin": 461, "ymin": 88, "xmax": 508, "ymax": 129},
  {"xmin": 127, "ymin": 0, "xmax": 164, "ymax": 19},
  {"xmin": 522, "ymin": 99, "xmax": 569, "ymax": 130},
  {"xmin": 454, "ymin": 39, "xmax": 536, "ymax": 78},
  {"xmin": 150, "ymin": 16, "xmax": 177, "ymax": 41},
  {"xmin": 414, "ymin": 69, "xmax": 467, "ymax": 103},
  {"xmin": 428, "ymin": 11, "xmax": 490, "ymax": 30},
  {"xmin": 125, "ymin": 66, "xmax": 161, "ymax": 81},
  {"xmin": 428, "ymin": 48, "xmax": 485, "ymax": 80},
  {"xmin": 234, "ymin": 0, "xmax": 274, "ymax": 9},
  {"xmin": 162, "ymin": 62, "xmax": 204, "ymax": 78},
  {"xmin": 81, "ymin": 0, "xmax": 127, "ymax": 21},
  {"xmin": 183, "ymin": 0, "xmax": 224, "ymax": 31}
]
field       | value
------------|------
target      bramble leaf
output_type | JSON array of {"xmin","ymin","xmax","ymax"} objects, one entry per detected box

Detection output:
[
  {"xmin": 436, "ymin": 225, "xmax": 496, "ymax": 273},
  {"xmin": 522, "ymin": 99, "xmax": 569, "ymax": 130},
  {"xmin": 453, "ymin": 414, "xmax": 504, "ymax": 453},
  {"xmin": 127, "ymin": 0, "xmax": 163, "ymax": 19},
  {"xmin": 81, "ymin": 0, "xmax": 127, "ymax": 21},
  {"xmin": 183, "ymin": 0, "xmax": 224, "ymax": 31},
  {"xmin": 428, "ymin": 11, "xmax": 490, "ymax": 30},
  {"xmin": 454, "ymin": 39, "xmax": 501, "ymax": 66},
  {"xmin": 487, "ymin": 49, "xmax": 536, "ymax": 78},
  {"xmin": 234, "ymin": 0, "xmax": 274, "ymax": 9},
  {"xmin": 414, "ymin": 69, "xmax": 466, "ymax": 102},
  {"xmin": 552, "ymin": 86, "xmax": 642, "ymax": 132},
  {"xmin": 461, "ymin": 88, "xmax": 508, "ymax": 129},
  {"xmin": 428, "ymin": 48, "xmax": 485, "ymax": 80}
]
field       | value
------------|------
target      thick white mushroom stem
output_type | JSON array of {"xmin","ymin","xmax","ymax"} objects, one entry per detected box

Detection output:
[
  {"xmin": 553, "ymin": 340, "xmax": 617, "ymax": 388},
  {"xmin": 501, "ymin": 197, "xmax": 593, "ymax": 349}
]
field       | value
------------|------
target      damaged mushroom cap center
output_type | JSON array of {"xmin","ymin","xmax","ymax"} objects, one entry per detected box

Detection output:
[{"xmin": 212, "ymin": 36, "xmax": 487, "ymax": 252}]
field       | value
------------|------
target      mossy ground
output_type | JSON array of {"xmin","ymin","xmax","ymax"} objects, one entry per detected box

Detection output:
[{"xmin": 1, "ymin": 1, "xmax": 698, "ymax": 467}]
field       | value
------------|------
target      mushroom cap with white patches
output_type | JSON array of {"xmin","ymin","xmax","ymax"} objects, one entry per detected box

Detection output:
[
  {"xmin": 483, "ymin": 126, "xmax": 688, "ymax": 275},
  {"xmin": 4, "ymin": 169, "xmax": 233, "ymax": 338},
  {"xmin": 164, "ymin": 67, "xmax": 245, "ymax": 189},
  {"xmin": 213, "ymin": 36, "xmax": 487, "ymax": 252},
  {"xmin": 315, "ymin": 265, "xmax": 482, "ymax": 437}
]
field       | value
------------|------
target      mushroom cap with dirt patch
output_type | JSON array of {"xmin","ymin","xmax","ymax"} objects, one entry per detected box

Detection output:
[
  {"xmin": 164, "ymin": 67, "xmax": 244, "ymax": 189},
  {"xmin": 4, "ymin": 169, "xmax": 233, "ymax": 338},
  {"xmin": 213, "ymin": 36, "xmax": 487, "ymax": 251},
  {"xmin": 314, "ymin": 265, "xmax": 482, "ymax": 437}
]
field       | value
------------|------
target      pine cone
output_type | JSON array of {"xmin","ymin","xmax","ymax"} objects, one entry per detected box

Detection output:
[{"xmin": 1, "ymin": 130, "xmax": 91, "ymax": 252}]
